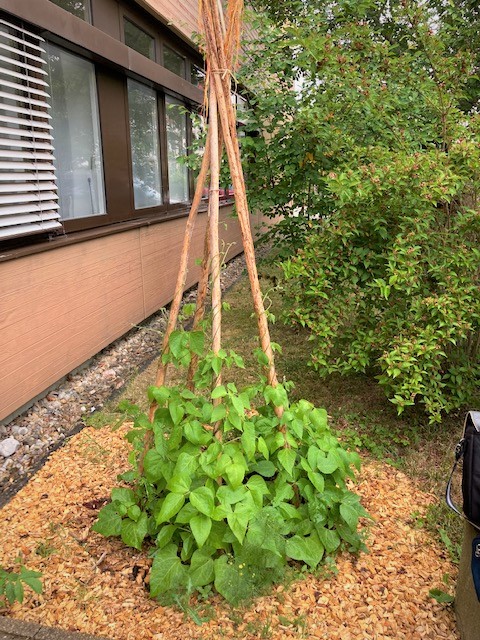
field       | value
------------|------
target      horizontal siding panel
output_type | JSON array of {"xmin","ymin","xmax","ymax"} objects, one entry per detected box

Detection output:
[
  {"xmin": 141, "ymin": 208, "xmax": 241, "ymax": 317},
  {"xmin": 142, "ymin": 0, "xmax": 199, "ymax": 41},
  {"xmin": 0, "ymin": 211, "xmax": 252, "ymax": 422},
  {"xmin": 1, "ymin": 261, "xmax": 143, "ymax": 364},
  {"xmin": 0, "ymin": 233, "xmax": 143, "ymax": 334},
  {"xmin": 0, "ymin": 231, "xmax": 145, "ymax": 418},
  {"xmin": 1, "ymin": 290, "xmax": 146, "ymax": 417},
  {"xmin": 2, "ymin": 273, "xmax": 144, "ymax": 375}
]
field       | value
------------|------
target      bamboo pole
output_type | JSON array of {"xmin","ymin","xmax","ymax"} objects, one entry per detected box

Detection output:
[
  {"xmin": 140, "ymin": 0, "xmax": 283, "ymax": 476},
  {"xmin": 202, "ymin": 0, "xmax": 282, "ymax": 413},
  {"xmin": 138, "ymin": 131, "xmax": 212, "ymax": 475},
  {"xmin": 209, "ymin": 84, "xmax": 222, "ymax": 373},
  {"xmin": 186, "ymin": 220, "xmax": 211, "ymax": 390},
  {"xmin": 151, "ymin": 130, "xmax": 212, "ymax": 396},
  {"xmin": 208, "ymin": 77, "xmax": 224, "ymax": 439}
]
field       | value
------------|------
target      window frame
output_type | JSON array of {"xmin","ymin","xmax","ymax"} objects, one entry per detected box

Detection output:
[
  {"xmin": 165, "ymin": 94, "xmax": 190, "ymax": 205},
  {"xmin": 124, "ymin": 84, "xmax": 196, "ymax": 215},
  {"xmin": 120, "ymin": 7, "xmax": 159, "ymax": 62},
  {"xmin": 162, "ymin": 44, "xmax": 187, "ymax": 79},
  {"xmin": 127, "ymin": 78, "xmax": 163, "ymax": 211}
]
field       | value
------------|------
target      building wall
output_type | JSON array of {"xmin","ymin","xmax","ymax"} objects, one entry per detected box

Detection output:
[
  {"xmin": 138, "ymin": 0, "xmax": 199, "ymax": 44},
  {"xmin": 0, "ymin": 0, "xmax": 265, "ymax": 424},
  {"xmin": 0, "ymin": 206, "xmax": 262, "ymax": 423}
]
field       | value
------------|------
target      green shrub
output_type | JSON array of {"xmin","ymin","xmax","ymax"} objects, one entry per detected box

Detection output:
[
  {"xmin": 282, "ymin": 142, "xmax": 480, "ymax": 421},
  {"xmin": 238, "ymin": 0, "xmax": 480, "ymax": 420}
]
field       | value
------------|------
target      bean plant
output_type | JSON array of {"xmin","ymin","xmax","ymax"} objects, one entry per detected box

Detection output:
[
  {"xmin": 93, "ymin": 330, "xmax": 367, "ymax": 604},
  {"xmin": 0, "ymin": 562, "xmax": 42, "ymax": 608}
]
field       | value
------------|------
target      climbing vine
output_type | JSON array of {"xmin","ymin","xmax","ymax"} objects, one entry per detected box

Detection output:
[{"xmin": 93, "ymin": 332, "xmax": 366, "ymax": 604}]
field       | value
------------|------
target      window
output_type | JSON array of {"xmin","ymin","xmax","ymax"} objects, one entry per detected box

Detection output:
[
  {"xmin": 190, "ymin": 64, "xmax": 205, "ymax": 88},
  {"xmin": 166, "ymin": 96, "xmax": 189, "ymax": 203},
  {"xmin": 128, "ymin": 79, "xmax": 162, "ymax": 210},
  {"xmin": 49, "ymin": 0, "xmax": 91, "ymax": 21},
  {"xmin": 46, "ymin": 45, "xmax": 105, "ymax": 220},
  {"xmin": 124, "ymin": 19, "xmax": 155, "ymax": 61},
  {"xmin": 0, "ymin": 18, "xmax": 62, "ymax": 241},
  {"xmin": 163, "ymin": 46, "xmax": 185, "ymax": 78}
]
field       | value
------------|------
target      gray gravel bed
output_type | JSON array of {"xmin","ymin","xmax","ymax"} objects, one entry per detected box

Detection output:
[{"xmin": 0, "ymin": 250, "xmax": 259, "ymax": 506}]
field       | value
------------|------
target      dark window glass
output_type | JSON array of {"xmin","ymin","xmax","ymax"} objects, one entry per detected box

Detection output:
[
  {"xmin": 190, "ymin": 64, "xmax": 205, "ymax": 88},
  {"xmin": 49, "ymin": 0, "xmax": 91, "ymax": 21},
  {"xmin": 163, "ymin": 46, "xmax": 185, "ymax": 78},
  {"xmin": 124, "ymin": 19, "xmax": 155, "ymax": 61}
]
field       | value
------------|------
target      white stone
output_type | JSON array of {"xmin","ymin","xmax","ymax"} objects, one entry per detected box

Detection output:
[
  {"xmin": 0, "ymin": 436, "xmax": 20, "ymax": 457},
  {"xmin": 11, "ymin": 426, "xmax": 28, "ymax": 437}
]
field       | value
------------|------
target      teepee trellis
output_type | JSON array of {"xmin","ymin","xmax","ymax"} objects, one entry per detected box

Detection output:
[{"xmin": 139, "ymin": 0, "xmax": 283, "ymax": 471}]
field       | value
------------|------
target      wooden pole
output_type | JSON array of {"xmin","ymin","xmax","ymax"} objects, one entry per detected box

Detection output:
[
  {"xmin": 151, "ymin": 131, "xmax": 212, "ymax": 395},
  {"xmin": 202, "ymin": 0, "xmax": 282, "ymax": 413},
  {"xmin": 209, "ymin": 83, "xmax": 222, "ymax": 376},
  {"xmin": 138, "ymin": 131, "xmax": 212, "ymax": 475},
  {"xmin": 139, "ymin": 0, "xmax": 283, "ymax": 477},
  {"xmin": 186, "ymin": 218, "xmax": 210, "ymax": 390}
]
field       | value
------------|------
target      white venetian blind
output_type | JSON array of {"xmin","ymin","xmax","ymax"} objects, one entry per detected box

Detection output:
[{"xmin": 0, "ymin": 18, "xmax": 62, "ymax": 241}]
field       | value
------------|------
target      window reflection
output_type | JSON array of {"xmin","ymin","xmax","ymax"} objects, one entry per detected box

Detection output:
[
  {"xmin": 166, "ymin": 96, "xmax": 189, "ymax": 204},
  {"xmin": 190, "ymin": 64, "xmax": 205, "ymax": 89},
  {"xmin": 163, "ymin": 46, "xmax": 186, "ymax": 78},
  {"xmin": 46, "ymin": 45, "xmax": 105, "ymax": 219},
  {"xmin": 49, "ymin": 0, "xmax": 91, "ymax": 21},
  {"xmin": 124, "ymin": 19, "xmax": 155, "ymax": 61},
  {"xmin": 128, "ymin": 80, "xmax": 162, "ymax": 210}
]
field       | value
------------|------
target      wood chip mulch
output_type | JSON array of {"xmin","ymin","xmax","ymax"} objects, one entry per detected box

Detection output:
[{"xmin": 0, "ymin": 424, "xmax": 458, "ymax": 640}]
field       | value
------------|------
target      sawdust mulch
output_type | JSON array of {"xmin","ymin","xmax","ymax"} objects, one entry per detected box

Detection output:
[{"xmin": 0, "ymin": 424, "xmax": 458, "ymax": 640}]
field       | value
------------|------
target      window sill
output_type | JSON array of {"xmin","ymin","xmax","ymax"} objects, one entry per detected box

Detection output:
[{"xmin": 0, "ymin": 201, "xmax": 234, "ymax": 264}]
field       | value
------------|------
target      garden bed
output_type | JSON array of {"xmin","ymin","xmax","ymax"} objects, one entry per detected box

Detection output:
[{"xmin": 0, "ymin": 422, "xmax": 458, "ymax": 640}]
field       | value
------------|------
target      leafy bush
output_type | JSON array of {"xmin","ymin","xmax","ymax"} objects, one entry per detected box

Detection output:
[
  {"xmin": 282, "ymin": 143, "xmax": 480, "ymax": 421},
  {"xmin": 0, "ymin": 562, "xmax": 42, "ymax": 608},
  {"xmin": 239, "ymin": 0, "xmax": 480, "ymax": 420},
  {"xmin": 93, "ymin": 331, "xmax": 367, "ymax": 605}
]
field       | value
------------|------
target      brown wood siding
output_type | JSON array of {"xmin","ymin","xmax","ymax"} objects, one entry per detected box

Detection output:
[
  {"xmin": 0, "ymin": 206, "xmax": 249, "ymax": 422},
  {"xmin": 138, "ymin": 0, "xmax": 199, "ymax": 43}
]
